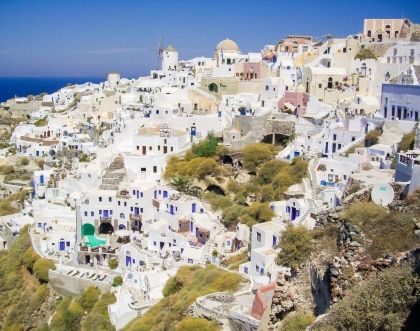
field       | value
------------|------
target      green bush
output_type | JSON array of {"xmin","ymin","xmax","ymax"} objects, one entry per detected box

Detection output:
[
  {"xmin": 175, "ymin": 317, "xmax": 219, "ymax": 331},
  {"xmin": 33, "ymin": 258, "xmax": 55, "ymax": 283},
  {"xmin": 79, "ymin": 286, "xmax": 101, "ymax": 310},
  {"xmin": 20, "ymin": 157, "xmax": 30, "ymax": 166},
  {"xmin": 281, "ymin": 311, "xmax": 315, "ymax": 331},
  {"xmin": 192, "ymin": 133, "xmax": 218, "ymax": 157},
  {"xmin": 277, "ymin": 225, "xmax": 313, "ymax": 272},
  {"xmin": 365, "ymin": 129, "xmax": 381, "ymax": 146},
  {"xmin": 313, "ymin": 265, "xmax": 420, "ymax": 331},
  {"xmin": 0, "ymin": 164, "xmax": 15, "ymax": 175},
  {"xmin": 112, "ymin": 275, "xmax": 123, "ymax": 287},
  {"xmin": 243, "ymin": 202, "xmax": 275, "ymax": 224},
  {"xmin": 242, "ymin": 143, "xmax": 277, "ymax": 172},
  {"xmin": 355, "ymin": 47, "xmax": 377, "ymax": 60},
  {"xmin": 34, "ymin": 118, "xmax": 48, "ymax": 127},
  {"xmin": 125, "ymin": 265, "xmax": 242, "ymax": 331},
  {"xmin": 108, "ymin": 258, "xmax": 118, "ymax": 269},
  {"xmin": 399, "ymin": 130, "xmax": 416, "ymax": 151}
]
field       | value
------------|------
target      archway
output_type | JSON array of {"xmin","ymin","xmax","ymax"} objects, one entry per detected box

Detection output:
[
  {"xmin": 81, "ymin": 223, "xmax": 95, "ymax": 236},
  {"xmin": 99, "ymin": 222, "xmax": 114, "ymax": 234},
  {"xmin": 206, "ymin": 184, "xmax": 225, "ymax": 196},
  {"xmin": 327, "ymin": 77, "xmax": 333, "ymax": 89},
  {"xmin": 208, "ymin": 83, "xmax": 218, "ymax": 93},
  {"xmin": 221, "ymin": 154, "xmax": 234, "ymax": 166}
]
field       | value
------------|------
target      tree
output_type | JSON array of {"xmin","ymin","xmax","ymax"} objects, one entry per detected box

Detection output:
[
  {"xmin": 277, "ymin": 225, "xmax": 312, "ymax": 272},
  {"xmin": 170, "ymin": 176, "xmax": 191, "ymax": 193},
  {"xmin": 192, "ymin": 133, "xmax": 218, "ymax": 157},
  {"xmin": 33, "ymin": 258, "xmax": 55, "ymax": 283}
]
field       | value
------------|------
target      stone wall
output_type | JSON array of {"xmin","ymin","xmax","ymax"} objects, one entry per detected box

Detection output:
[
  {"xmin": 264, "ymin": 119, "xmax": 295, "ymax": 136},
  {"xmin": 49, "ymin": 270, "xmax": 111, "ymax": 296}
]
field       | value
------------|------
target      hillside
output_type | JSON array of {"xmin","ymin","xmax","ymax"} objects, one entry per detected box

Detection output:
[
  {"xmin": 124, "ymin": 265, "xmax": 243, "ymax": 331},
  {"xmin": 0, "ymin": 226, "xmax": 115, "ymax": 331}
]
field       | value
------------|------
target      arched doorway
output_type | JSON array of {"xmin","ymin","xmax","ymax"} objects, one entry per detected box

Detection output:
[
  {"xmin": 327, "ymin": 77, "xmax": 333, "ymax": 89},
  {"xmin": 81, "ymin": 223, "xmax": 95, "ymax": 236},
  {"xmin": 208, "ymin": 83, "xmax": 218, "ymax": 93},
  {"xmin": 206, "ymin": 184, "xmax": 225, "ymax": 196},
  {"xmin": 99, "ymin": 222, "xmax": 114, "ymax": 234}
]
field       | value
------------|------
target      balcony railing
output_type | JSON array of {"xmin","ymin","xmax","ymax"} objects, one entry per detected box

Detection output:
[
  {"xmin": 100, "ymin": 216, "xmax": 112, "ymax": 223},
  {"xmin": 129, "ymin": 214, "xmax": 142, "ymax": 222}
]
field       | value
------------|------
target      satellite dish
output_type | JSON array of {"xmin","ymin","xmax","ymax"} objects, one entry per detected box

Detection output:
[{"xmin": 371, "ymin": 183, "xmax": 394, "ymax": 207}]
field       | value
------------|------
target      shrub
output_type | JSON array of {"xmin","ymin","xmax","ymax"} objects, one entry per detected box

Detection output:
[
  {"xmin": 33, "ymin": 258, "xmax": 55, "ymax": 282},
  {"xmin": 20, "ymin": 157, "xmax": 30, "ymax": 166},
  {"xmin": 78, "ymin": 286, "xmax": 100, "ymax": 310},
  {"xmin": 108, "ymin": 258, "xmax": 118, "ymax": 269},
  {"xmin": 312, "ymin": 265, "xmax": 420, "ymax": 331},
  {"xmin": 281, "ymin": 311, "xmax": 316, "ymax": 331},
  {"xmin": 242, "ymin": 143, "xmax": 276, "ymax": 172},
  {"xmin": 341, "ymin": 202, "xmax": 387, "ymax": 227},
  {"xmin": 196, "ymin": 158, "xmax": 220, "ymax": 179},
  {"xmin": 175, "ymin": 317, "xmax": 219, "ymax": 331},
  {"xmin": 112, "ymin": 275, "xmax": 123, "ymax": 287},
  {"xmin": 162, "ymin": 276, "xmax": 183, "ymax": 296},
  {"xmin": 34, "ymin": 118, "xmax": 48, "ymax": 127},
  {"xmin": 277, "ymin": 225, "xmax": 313, "ymax": 272},
  {"xmin": 0, "ymin": 164, "xmax": 15, "ymax": 175},
  {"xmin": 22, "ymin": 247, "xmax": 40, "ymax": 271},
  {"xmin": 192, "ymin": 133, "xmax": 218, "ymax": 157},
  {"xmin": 222, "ymin": 204, "xmax": 245, "ymax": 227},
  {"xmin": 243, "ymin": 202, "xmax": 275, "ymax": 224},
  {"xmin": 125, "ymin": 265, "xmax": 242, "ymax": 331},
  {"xmin": 78, "ymin": 153, "xmax": 90, "ymax": 163},
  {"xmin": 399, "ymin": 130, "xmax": 415, "ymax": 152},
  {"xmin": 365, "ymin": 129, "xmax": 381, "ymax": 146},
  {"xmin": 355, "ymin": 48, "xmax": 377, "ymax": 60}
]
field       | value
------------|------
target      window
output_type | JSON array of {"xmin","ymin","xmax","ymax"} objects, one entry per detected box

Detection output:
[
  {"xmin": 84, "ymin": 211, "xmax": 88, "ymax": 216},
  {"xmin": 91, "ymin": 211, "xmax": 94, "ymax": 216},
  {"xmin": 256, "ymin": 232, "xmax": 261, "ymax": 242},
  {"xmin": 108, "ymin": 197, "xmax": 112, "ymax": 202},
  {"xmin": 99, "ymin": 197, "xmax": 102, "ymax": 202},
  {"xmin": 149, "ymin": 146, "xmax": 152, "ymax": 151},
  {"xmin": 265, "ymin": 85, "xmax": 269, "ymax": 91},
  {"xmin": 153, "ymin": 166, "xmax": 157, "ymax": 173}
]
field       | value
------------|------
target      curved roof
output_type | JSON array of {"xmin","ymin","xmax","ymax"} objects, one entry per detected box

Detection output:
[
  {"xmin": 165, "ymin": 45, "xmax": 177, "ymax": 52},
  {"xmin": 215, "ymin": 38, "xmax": 240, "ymax": 52}
]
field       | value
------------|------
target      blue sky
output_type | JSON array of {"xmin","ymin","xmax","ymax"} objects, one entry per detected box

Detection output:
[{"xmin": 0, "ymin": 0, "xmax": 419, "ymax": 78}]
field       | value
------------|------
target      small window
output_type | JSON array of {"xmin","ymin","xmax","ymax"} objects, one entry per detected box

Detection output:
[
  {"xmin": 257, "ymin": 232, "xmax": 261, "ymax": 242},
  {"xmin": 153, "ymin": 166, "xmax": 157, "ymax": 173},
  {"xmin": 91, "ymin": 211, "xmax": 94, "ymax": 216},
  {"xmin": 99, "ymin": 197, "xmax": 102, "ymax": 202},
  {"xmin": 108, "ymin": 197, "xmax": 112, "ymax": 202},
  {"xmin": 84, "ymin": 211, "xmax": 88, "ymax": 216}
]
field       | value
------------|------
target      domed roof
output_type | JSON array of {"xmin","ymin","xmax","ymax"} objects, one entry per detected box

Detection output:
[
  {"xmin": 165, "ymin": 45, "xmax": 177, "ymax": 52},
  {"xmin": 215, "ymin": 39, "xmax": 240, "ymax": 52}
]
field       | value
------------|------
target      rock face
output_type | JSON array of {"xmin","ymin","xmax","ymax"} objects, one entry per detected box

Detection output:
[{"xmin": 267, "ymin": 272, "xmax": 303, "ymax": 329}]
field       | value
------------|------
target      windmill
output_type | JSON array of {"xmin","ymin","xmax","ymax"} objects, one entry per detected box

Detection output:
[{"xmin": 154, "ymin": 35, "xmax": 165, "ymax": 70}]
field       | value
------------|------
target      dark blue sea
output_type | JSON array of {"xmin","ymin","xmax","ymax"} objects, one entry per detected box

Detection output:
[{"xmin": 0, "ymin": 77, "xmax": 103, "ymax": 103}]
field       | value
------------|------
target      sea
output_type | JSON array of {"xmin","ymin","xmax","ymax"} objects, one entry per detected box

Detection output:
[{"xmin": 0, "ymin": 77, "xmax": 104, "ymax": 103}]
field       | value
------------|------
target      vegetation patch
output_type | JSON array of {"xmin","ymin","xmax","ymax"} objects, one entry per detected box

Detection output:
[
  {"xmin": 124, "ymin": 265, "xmax": 243, "ymax": 331},
  {"xmin": 312, "ymin": 265, "xmax": 420, "ymax": 331}
]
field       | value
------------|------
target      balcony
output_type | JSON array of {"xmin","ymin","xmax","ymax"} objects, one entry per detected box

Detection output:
[
  {"xmin": 100, "ymin": 216, "xmax": 112, "ymax": 223},
  {"xmin": 129, "ymin": 214, "xmax": 142, "ymax": 222}
]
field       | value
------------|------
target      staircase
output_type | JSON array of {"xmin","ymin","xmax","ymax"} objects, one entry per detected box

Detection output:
[{"xmin": 199, "ymin": 226, "xmax": 225, "ymax": 266}]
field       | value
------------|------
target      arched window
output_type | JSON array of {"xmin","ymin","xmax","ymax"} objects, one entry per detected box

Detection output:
[
  {"xmin": 120, "ymin": 213, "xmax": 125, "ymax": 219},
  {"xmin": 327, "ymin": 77, "xmax": 333, "ymax": 89},
  {"xmin": 361, "ymin": 63, "xmax": 367, "ymax": 76}
]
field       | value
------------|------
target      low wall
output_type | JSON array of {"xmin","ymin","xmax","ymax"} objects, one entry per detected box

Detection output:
[{"xmin": 49, "ymin": 270, "xmax": 112, "ymax": 296}]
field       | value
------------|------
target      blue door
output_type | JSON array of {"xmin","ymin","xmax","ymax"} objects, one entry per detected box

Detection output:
[
  {"xmin": 59, "ymin": 240, "xmax": 65, "ymax": 251},
  {"xmin": 154, "ymin": 190, "xmax": 157, "ymax": 199},
  {"xmin": 125, "ymin": 256, "xmax": 131, "ymax": 266},
  {"xmin": 134, "ymin": 207, "xmax": 139, "ymax": 216},
  {"xmin": 40, "ymin": 175, "xmax": 44, "ymax": 185},
  {"xmin": 291, "ymin": 207, "xmax": 297, "ymax": 221},
  {"xmin": 192, "ymin": 203, "xmax": 196, "ymax": 213},
  {"xmin": 103, "ymin": 210, "xmax": 109, "ymax": 218},
  {"xmin": 191, "ymin": 126, "xmax": 196, "ymax": 136},
  {"xmin": 170, "ymin": 205, "xmax": 174, "ymax": 215},
  {"xmin": 163, "ymin": 190, "xmax": 168, "ymax": 198}
]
